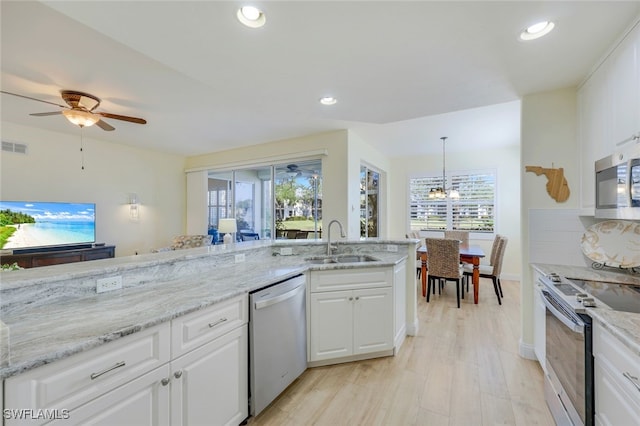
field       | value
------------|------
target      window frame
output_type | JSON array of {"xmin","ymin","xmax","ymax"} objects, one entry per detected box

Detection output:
[{"xmin": 408, "ymin": 168, "xmax": 497, "ymax": 238}]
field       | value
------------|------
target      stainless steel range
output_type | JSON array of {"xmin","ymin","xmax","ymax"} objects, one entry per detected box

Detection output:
[{"xmin": 537, "ymin": 271, "xmax": 640, "ymax": 426}]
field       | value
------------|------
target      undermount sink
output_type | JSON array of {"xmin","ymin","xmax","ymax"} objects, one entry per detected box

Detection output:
[{"xmin": 305, "ymin": 254, "xmax": 380, "ymax": 264}]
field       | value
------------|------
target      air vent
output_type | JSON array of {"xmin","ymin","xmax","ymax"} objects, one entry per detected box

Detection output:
[{"xmin": 2, "ymin": 141, "xmax": 27, "ymax": 154}]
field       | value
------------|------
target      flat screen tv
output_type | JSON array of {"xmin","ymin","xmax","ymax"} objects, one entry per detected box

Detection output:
[{"xmin": 0, "ymin": 201, "xmax": 96, "ymax": 253}]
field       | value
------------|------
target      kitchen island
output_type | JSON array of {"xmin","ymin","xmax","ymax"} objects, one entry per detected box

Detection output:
[
  {"xmin": 0, "ymin": 239, "xmax": 415, "ymax": 379},
  {"xmin": 1, "ymin": 240, "xmax": 415, "ymax": 424}
]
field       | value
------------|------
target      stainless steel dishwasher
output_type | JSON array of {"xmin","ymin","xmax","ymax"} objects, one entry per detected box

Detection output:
[{"xmin": 249, "ymin": 274, "xmax": 307, "ymax": 417}]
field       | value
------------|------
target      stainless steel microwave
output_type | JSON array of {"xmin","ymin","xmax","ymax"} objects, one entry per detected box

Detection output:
[{"xmin": 595, "ymin": 143, "xmax": 640, "ymax": 219}]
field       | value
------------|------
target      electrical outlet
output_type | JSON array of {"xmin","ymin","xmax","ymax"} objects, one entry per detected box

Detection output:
[
  {"xmin": 280, "ymin": 247, "xmax": 293, "ymax": 256},
  {"xmin": 386, "ymin": 244, "xmax": 398, "ymax": 252},
  {"xmin": 234, "ymin": 253, "xmax": 246, "ymax": 263},
  {"xmin": 96, "ymin": 276, "xmax": 123, "ymax": 293}
]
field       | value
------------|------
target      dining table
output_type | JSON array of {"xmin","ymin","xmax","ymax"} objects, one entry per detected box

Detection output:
[{"xmin": 417, "ymin": 244, "xmax": 486, "ymax": 304}]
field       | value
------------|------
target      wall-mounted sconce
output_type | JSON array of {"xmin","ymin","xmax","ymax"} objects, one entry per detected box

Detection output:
[{"xmin": 129, "ymin": 193, "xmax": 140, "ymax": 220}]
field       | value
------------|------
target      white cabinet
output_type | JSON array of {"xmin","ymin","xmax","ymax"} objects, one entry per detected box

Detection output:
[
  {"xmin": 608, "ymin": 23, "xmax": 640, "ymax": 148},
  {"xmin": 5, "ymin": 323, "xmax": 171, "ymax": 425},
  {"xmin": 593, "ymin": 320, "xmax": 640, "ymax": 426},
  {"xmin": 578, "ymin": 22, "xmax": 640, "ymax": 213},
  {"xmin": 49, "ymin": 365, "xmax": 171, "ymax": 426},
  {"xmin": 4, "ymin": 295, "xmax": 248, "ymax": 426},
  {"xmin": 170, "ymin": 324, "xmax": 248, "ymax": 426},
  {"xmin": 308, "ymin": 266, "xmax": 397, "ymax": 365}
]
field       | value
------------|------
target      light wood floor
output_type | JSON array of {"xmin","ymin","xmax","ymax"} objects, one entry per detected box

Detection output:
[{"xmin": 250, "ymin": 277, "xmax": 555, "ymax": 425}]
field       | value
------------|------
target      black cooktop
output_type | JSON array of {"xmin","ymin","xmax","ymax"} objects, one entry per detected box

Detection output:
[{"xmin": 567, "ymin": 279, "xmax": 640, "ymax": 314}]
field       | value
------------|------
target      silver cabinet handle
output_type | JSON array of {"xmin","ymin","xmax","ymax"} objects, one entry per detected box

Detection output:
[
  {"xmin": 161, "ymin": 377, "xmax": 170, "ymax": 386},
  {"xmin": 623, "ymin": 372, "xmax": 640, "ymax": 392},
  {"xmin": 208, "ymin": 318, "xmax": 228, "ymax": 328},
  {"xmin": 90, "ymin": 361, "xmax": 126, "ymax": 380},
  {"xmin": 174, "ymin": 370, "xmax": 183, "ymax": 379}
]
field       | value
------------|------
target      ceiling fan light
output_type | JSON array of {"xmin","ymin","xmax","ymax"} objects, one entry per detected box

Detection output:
[{"xmin": 62, "ymin": 109, "xmax": 99, "ymax": 127}]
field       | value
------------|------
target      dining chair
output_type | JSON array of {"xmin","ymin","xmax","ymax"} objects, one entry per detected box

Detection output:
[
  {"xmin": 462, "ymin": 233, "xmax": 502, "ymax": 293},
  {"xmin": 425, "ymin": 238, "xmax": 464, "ymax": 308},
  {"xmin": 443, "ymin": 230, "xmax": 469, "ymax": 247},
  {"xmin": 463, "ymin": 236, "xmax": 507, "ymax": 305}
]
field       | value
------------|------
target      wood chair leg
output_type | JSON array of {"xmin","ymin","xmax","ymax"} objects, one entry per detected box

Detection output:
[
  {"xmin": 456, "ymin": 279, "xmax": 461, "ymax": 308},
  {"xmin": 426, "ymin": 277, "xmax": 432, "ymax": 302},
  {"xmin": 497, "ymin": 278, "xmax": 503, "ymax": 298}
]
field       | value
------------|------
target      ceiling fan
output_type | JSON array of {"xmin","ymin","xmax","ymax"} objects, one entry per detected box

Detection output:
[
  {"xmin": 280, "ymin": 163, "xmax": 320, "ymax": 179},
  {"xmin": 0, "ymin": 90, "xmax": 147, "ymax": 131}
]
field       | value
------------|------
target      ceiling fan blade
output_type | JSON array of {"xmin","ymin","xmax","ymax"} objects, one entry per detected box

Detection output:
[
  {"xmin": 1, "ymin": 90, "xmax": 67, "ymax": 108},
  {"xmin": 30, "ymin": 111, "xmax": 63, "ymax": 117},
  {"xmin": 96, "ymin": 112, "xmax": 146, "ymax": 125},
  {"xmin": 95, "ymin": 119, "xmax": 115, "ymax": 131}
]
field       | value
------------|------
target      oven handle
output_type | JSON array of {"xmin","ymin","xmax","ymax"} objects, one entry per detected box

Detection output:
[{"xmin": 541, "ymin": 290, "xmax": 584, "ymax": 333}]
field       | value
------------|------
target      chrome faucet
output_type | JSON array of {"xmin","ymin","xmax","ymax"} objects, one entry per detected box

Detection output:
[{"xmin": 326, "ymin": 219, "xmax": 346, "ymax": 255}]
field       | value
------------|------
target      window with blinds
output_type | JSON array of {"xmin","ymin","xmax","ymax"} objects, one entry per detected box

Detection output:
[{"xmin": 409, "ymin": 171, "xmax": 495, "ymax": 233}]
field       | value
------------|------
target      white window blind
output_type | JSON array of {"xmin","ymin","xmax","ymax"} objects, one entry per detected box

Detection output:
[{"xmin": 409, "ymin": 171, "xmax": 495, "ymax": 233}]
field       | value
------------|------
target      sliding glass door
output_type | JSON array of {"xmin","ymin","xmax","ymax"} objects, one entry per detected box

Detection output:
[{"xmin": 207, "ymin": 159, "xmax": 321, "ymax": 242}]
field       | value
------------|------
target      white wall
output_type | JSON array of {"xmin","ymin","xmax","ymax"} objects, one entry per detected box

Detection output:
[
  {"xmin": 520, "ymin": 87, "xmax": 578, "ymax": 357},
  {"xmin": 0, "ymin": 122, "xmax": 186, "ymax": 256}
]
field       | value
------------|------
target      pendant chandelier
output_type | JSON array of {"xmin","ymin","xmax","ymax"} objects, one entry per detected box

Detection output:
[{"xmin": 428, "ymin": 136, "xmax": 459, "ymax": 199}]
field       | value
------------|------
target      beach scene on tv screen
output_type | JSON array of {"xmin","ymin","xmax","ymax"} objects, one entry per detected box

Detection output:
[{"xmin": 0, "ymin": 201, "xmax": 95, "ymax": 250}]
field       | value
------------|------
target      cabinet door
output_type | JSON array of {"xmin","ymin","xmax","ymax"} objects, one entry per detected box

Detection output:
[
  {"xmin": 608, "ymin": 23, "xmax": 640, "ymax": 146},
  {"xmin": 170, "ymin": 324, "xmax": 248, "ymax": 426},
  {"xmin": 46, "ymin": 365, "xmax": 171, "ymax": 426},
  {"xmin": 353, "ymin": 287, "xmax": 393, "ymax": 355},
  {"xmin": 594, "ymin": 358, "xmax": 640, "ymax": 426},
  {"xmin": 579, "ymin": 69, "xmax": 610, "ymax": 212},
  {"xmin": 309, "ymin": 291, "xmax": 353, "ymax": 361}
]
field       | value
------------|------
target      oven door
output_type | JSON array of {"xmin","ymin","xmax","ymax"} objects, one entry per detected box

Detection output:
[{"xmin": 542, "ymin": 290, "xmax": 589, "ymax": 426}]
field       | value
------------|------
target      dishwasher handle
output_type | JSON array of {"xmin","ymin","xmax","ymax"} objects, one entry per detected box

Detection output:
[{"xmin": 254, "ymin": 282, "xmax": 305, "ymax": 310}]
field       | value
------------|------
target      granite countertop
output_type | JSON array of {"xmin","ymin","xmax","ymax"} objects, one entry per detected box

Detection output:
[
  {"xmin": 0, "ymin": 240, "xmax": 411, "ymax": 379},
  {"xmin": 532, "ymin": 263, "xmax": 640, "ymax": 358}
]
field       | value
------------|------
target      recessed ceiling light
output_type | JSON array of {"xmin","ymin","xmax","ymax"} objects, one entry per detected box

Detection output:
[
  {"xmin": 520, "ymin": 20, "xmax": 555, "ymax": 41},
  {"xmin": 237, "ymin": 6, "xmax": 266, "ymax": 28},
  {"xmin": 319, "ymin": 97, "xmax": 337, "ymax": 106}
]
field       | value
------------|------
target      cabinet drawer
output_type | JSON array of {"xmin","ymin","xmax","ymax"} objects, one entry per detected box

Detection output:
[
  {"xmin": 594, "ymin": 355, "xmax": 640, "ymax": 426},
  {"xmin": 5, "ymin": 323, "xmax": 170, "ymax": 416},
  {"xmin": 594, "ymin": 323, "xmax": 640, "ymax": 404},
  {"xmin": 310, "ymin": 268, "xmax": 392, "ymax": 293},
  {"xmin": 171, "ymin": 294, "xmax": 247, "ymax": 358}
]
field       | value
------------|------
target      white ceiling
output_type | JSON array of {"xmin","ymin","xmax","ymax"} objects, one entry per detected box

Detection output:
[{"xmin": 1, "ymin": 1, "xmax": 639, "ymax": 157}]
